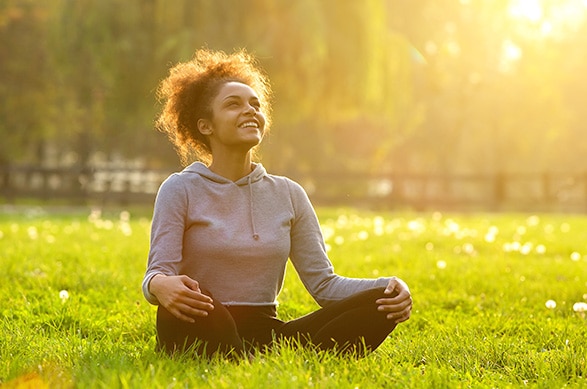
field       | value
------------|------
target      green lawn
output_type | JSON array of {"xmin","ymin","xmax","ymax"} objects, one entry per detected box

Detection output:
[{"xmin": 1, "ymin": 206, "xmax": 586, "ymax": 388}]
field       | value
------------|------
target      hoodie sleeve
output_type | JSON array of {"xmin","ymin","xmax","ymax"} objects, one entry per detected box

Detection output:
[
  {"xmin": 286, "ymin": 180, "xmax": 390, "ymax": 307},
  {"xmin": 142, "ymin": 174, "xmax": 189, "ymax": 305}
]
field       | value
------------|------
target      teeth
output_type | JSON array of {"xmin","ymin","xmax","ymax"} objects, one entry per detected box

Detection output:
[{"xmin": 240, "ymin": 122, "xmax": 258, "ymax": 128}]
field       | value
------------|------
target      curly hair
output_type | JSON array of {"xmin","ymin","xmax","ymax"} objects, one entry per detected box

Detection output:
[{"xmin": 156, "ymin": 48, "xmax": 273, "ymax": 166}]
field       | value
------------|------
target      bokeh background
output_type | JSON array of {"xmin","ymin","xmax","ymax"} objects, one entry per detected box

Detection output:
[{"xmin": 2, "ymin": 0, "xmax": 587, "ymax": 210}]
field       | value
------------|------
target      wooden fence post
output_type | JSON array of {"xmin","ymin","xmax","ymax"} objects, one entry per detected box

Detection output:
[{"xmin": 493, "ymin": 172, "xmax": 505, "ymax": 211}]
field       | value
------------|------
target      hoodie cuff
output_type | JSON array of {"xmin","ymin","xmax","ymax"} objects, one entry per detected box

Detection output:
[{"xmin": 142, "ymin": 272, "xmax": 162, "ymax": 305}]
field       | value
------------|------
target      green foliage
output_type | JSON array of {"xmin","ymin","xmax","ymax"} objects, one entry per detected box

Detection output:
[
  {"xmin": 4, "ymin": 1, "xmax": 587, "ymax": 174},
  {"xmin": 1, "ymin": 207, "xmax": 586, "ymax": 388}
]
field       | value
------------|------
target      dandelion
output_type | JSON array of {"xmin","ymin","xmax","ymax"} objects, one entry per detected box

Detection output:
[
  {"xmin": 463, "ymin": 243, "xmax": 476, "ymax": 255},
  {"xmin": 59, "ymin": 290, "xmax": 69, "ymax": 303},
  {"xmin": 520, "ymin": 243, "xmax": 533, "ymax": 255},
  {"xmin": 425, "ymin": 242, "xmax": 434, "ymax": 251},
  {"xmin": 88, "ymin": 208, "xmax": 102, "ymax": 223},
  {"xmin": 570, "ymin": 252, "xmax": 582, "ymax": 262},
  {"xmin": 120, "ymin": 210, "xmax": 130, "ymax": 222},
  {"xmin": 373, "ymin": 216, "xmax": 385, "ymax": 236},
  {"xmin": 503, "ymin": 241, "xmax": 521, "ymax": 253},
  {"xmin": 322, "ymin": 225, "xmax": 335, "ymax": 241},
  {"xmin": 484, "ymin": 227, "xmax": 498, "ymax": 243},
  {"xmin": 436, "ymin": 260, "xmax": 447, "ymax": 269},
  {"xmin": 444, "ymin": 219, "xmax": 460, "ymax": 235},
  {"xmin": 573, "ymin": 302, "xmax": 587, "ymax": 313},
  {"xmin": 516, "ymin": 225, "xmax": 527, "ymax": 236},
  {"xmin": 526, "ymin": 215, "xmax": 540, "ymax": 226},
  {"xmin": 334, "ymin": 236, "xmax": 344, "ymax": 245},
  {"xmin": 119, "ymin": 223, "xmax": 133, "ymax": 237},
  {"xmin": 336, "ymin": 215, "xmax": 349, "ymax": 228},
  {"xmin": 535, "ymin": 244, "xmax": 546, "ymax": 254},
  {"xmin": 407, "ymin": 219, "xmax": 425, "ymax": 234},
  {"xmin": 27, "ymin": 226, "xmax": 38, "ymax": 240},
  {"xmin": 357, "ymin": 230, "xmax": 369, "ymax": 240},
  {"xmin": 545, "ymin": 299, "xmax": 557, "ymax": 309}
]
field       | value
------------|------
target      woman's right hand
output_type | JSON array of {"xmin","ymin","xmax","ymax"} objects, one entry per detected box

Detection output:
[{"xmin": 149, "ymin": 274, "xmax": 215, "ymax": 323}]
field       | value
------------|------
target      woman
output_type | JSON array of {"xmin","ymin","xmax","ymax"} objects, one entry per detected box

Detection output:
[{"xmin": 143, "ymin": 48, "xmax": 412, "ymax": 358}]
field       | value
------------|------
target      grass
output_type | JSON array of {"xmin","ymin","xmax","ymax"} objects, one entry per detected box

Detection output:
[{"xmin": 0, "ymin": 205, "xmax": 586, "ymax": 388}]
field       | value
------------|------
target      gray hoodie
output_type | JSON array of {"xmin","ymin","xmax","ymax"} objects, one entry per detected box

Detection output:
[{"xmin": 142, "ymin": 162, "xmax": 390, "ymax": 307}]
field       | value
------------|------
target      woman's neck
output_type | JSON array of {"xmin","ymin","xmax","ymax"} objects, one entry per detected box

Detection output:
[{"xmin": 208, "ymin": 153, "xmax": 254, "ymax": 182}]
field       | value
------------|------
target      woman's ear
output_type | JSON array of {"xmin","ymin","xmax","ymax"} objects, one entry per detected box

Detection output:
[{"xmin": 197, "ymin": 119, "xmax": 213, "ymax": 135}]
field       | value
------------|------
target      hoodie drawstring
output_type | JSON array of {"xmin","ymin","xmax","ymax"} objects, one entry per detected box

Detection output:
[{"xmin": 248, "ymin": 176, "xmax": 259, "ymax": 240}]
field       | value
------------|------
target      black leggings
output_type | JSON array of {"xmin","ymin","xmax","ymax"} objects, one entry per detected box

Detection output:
[{"xmin": 156, "ymin": 287, "xmax": 397, "ymax": 358}]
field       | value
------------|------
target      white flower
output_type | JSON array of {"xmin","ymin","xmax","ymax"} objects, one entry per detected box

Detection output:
[
  {"xmin": 119, "ymin": 210, "xmax": 130, "ymax": 222},
  {"xmin": 570, "ymin": 252, "xmax": 582, "ymax": 262},
  {"xmin": 357, "ymin": 230, "xmax": 369, "ymax": 240},
  {"xmin": 545, "ymin": 300, "xmax": 556, "ymax": 309},
  {"xmin": 572, "ymin": 302, "xmax": 587, "ymax": 313},
  {"xmin": 59, "ymin": 290, "xmax": 69, "ymax": 302},
  {"xmin": 436, "ymin": 260, "xmax": 447, "ymax": 269}
]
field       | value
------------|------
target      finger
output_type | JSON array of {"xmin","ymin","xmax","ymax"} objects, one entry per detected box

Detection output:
[
  {"xmin": 174, "ymin": 302, "xmax": 213, "ymax": 322},
  {"xmin": 384, "ymin": 278, "xmax": 398, "ymax": 295},
  {"xmin": 377, "ymin": 304, "xmax": 405, "ymax": 314},
  {"xmin": 191, "ymin": 298, "xmax": 215, "ymax": 312},
  {"xmin": 387, "ymin": 309, "xmax": 411, "ymax": 322},
  {"xmin": 181, "ymin": 276, "xmax": 202, "ymax": 292},
  {"xmin": 170, "ymin": 307, "xmax": 197, "ymax": 323},
  {"xmin": 376, "ymin": 293, "xmax": 409, "ymax": 306},
  {"xmin": 377, "ymin": 287, "xmax": 411, "ymax": 304},
  {"xmin": 377, "ymin": 297, "xmax": 413, "ymax": 313},
  {"xmin": 179, "ymin": 287, "xmax": 214, "ymax": 304},
  {"xmin": 175, "ymin": 294, "xmax": 214, "ymax": 312}
]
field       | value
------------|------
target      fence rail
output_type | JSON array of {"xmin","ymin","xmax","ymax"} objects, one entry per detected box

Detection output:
[
  {"xmin": 1, "ymin": 165, "xmax": 587, "ymax": 212},
  {"xmin": 0, "ymin": 165, "xmax": 171, "ymax": 206},
  {"xmin": 292, "ymin": 171, "xmax": 587, "ymax": 213}
]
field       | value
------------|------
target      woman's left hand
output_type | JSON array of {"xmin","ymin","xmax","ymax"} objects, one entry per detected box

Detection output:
[{"xmin": 376, "ymin": 277, "xmax": 412, "ymax": 323}]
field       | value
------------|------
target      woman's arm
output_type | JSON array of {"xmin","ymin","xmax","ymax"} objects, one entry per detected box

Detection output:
[{"xmin": 287, "ymin": 180, "xmax": 392, "ymax": 305}]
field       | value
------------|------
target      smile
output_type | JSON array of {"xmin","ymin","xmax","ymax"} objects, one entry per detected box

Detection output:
[{"xmin": 238, "ymin": 121, "xmax": 259, "ymax": 128}]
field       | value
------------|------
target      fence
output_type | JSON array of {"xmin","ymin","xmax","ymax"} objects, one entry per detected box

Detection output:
[
  {"xmin": 293, "ymin": 171, "xmax": 587, "ymax": 213},
  {"xmin": 0, "ymin": 165, "xmax": 170, "ymax": 206},
  {"xmin": 1, "ymin": 165, "xmax": 587, "ymax": 212}
]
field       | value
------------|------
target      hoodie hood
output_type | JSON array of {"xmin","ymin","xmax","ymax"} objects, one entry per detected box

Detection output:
[{"xmin": 183, "ymin": 161, "xmax": 267, "ymax": 186}]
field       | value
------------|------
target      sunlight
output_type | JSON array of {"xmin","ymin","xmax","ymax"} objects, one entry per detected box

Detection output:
[
  {"xmin": 508, "ymin": 0, "xmax": 587, "ymax": 36},
  {"xmin": 509, "ymin": 0, "xmax": 543, "ymax": 22}
]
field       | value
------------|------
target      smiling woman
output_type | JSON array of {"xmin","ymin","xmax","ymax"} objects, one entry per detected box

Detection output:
[
  {"xmin": 142, "ymin": 48, "xmax": 413, "ymax": 359},
  {"xmin": 198, "ymin": 82, "xmax": 267, "ymax": 169},
  {"xmin": 155, "ymin": 49, "xmax": 273, "ymax": 167}
]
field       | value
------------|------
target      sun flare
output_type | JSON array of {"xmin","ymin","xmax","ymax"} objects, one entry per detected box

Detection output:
[
  {"xmin": 508, "ymin": 0, "xmax": 587, "ymax": 36},
  {"xmin": 509, "ymin": 0, "xmax": 543, "ymax": 22}
]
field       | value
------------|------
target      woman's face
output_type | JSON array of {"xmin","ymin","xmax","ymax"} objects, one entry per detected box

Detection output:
[{"xmin": 199, "ymin": 81, "xmax": 266, "ymax": 154}]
